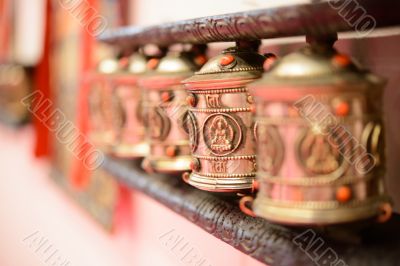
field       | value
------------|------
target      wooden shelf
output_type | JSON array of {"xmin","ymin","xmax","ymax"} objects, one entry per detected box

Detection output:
[{"xmin": 103, "ymin": 156, "xmax": 400, "ymax": 266}]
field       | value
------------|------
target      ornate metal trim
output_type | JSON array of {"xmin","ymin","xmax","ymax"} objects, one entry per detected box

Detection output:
[
  {"xmin": 189, "ymin": 107, "xmax": 251, "ymax": 113},
  {"xmin": 193, "ymin": 155, "xmax": 256, "ymax": 161},
  {"xmin": 194, "ymin": 66, "xmax": 263, "ymax": 75},
  {"xmin": 196, "ymin": 172, "xmax": 256, "ymax": 178},
  {"xmin": 188, "ymin": 87, "xmax": 248, "ymax": 94}
]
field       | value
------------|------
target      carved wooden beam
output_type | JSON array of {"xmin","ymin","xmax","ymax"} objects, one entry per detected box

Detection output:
[
  {"xmin": 98, "ymin": 0, "xmax": 400, "ymax": 48},
  {"xmin": 103, "ymin": 156, "xmax": 400, "ymax": 266}
]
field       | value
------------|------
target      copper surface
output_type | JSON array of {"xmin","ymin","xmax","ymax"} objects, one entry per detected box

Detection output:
[
  {"xmin": 139, "ymin": 51, "xmax": 200, "ymax": 173},
  {"xmin": 182, "ymin": 44, "xmax": 265, "ymax": 192},
  {"xmin": 110, "ymin": 54, "xmax": 149, "ymax": 158},
  {"xmin": 246, "ymin": 37, "xmax": 392, "ymax": 225}
]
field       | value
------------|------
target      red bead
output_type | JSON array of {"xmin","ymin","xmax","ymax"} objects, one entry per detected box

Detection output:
[
  {"xmin": 288, "ymin": 106, "xmax": 299, "ymax": 117},
  {"xmin": 220, "ymin": 55, "xmax": 235, "ymax": 66},
  {"xmin": 336, "ymin": 186, "xmax": 352, "ymax": 203},
  {"xmin": 166, "ymin": 146, "xmax": 176, "ymax": 157},
  {"xmin": 119, "ymin": 57, "xmax": 129, "ymax": 68},
  {"xmin": 332, "ymin": 54, "xmax": 351, "ymax": 67},
  {"xmin": 186, "ymin": 94, "xmax": 196, "ymax": 107},
  {"xmin": 161, "ymin": 91, "xmax": 172, "ymax": 102},
  {"xmin": 252, "ymin": 180, "xmax": 259, "ymax": 191},
  {"xmin": 147, "ymin": 58, "xmax": 159, "ymax": 69},
  {"xmin": 335, "ymin": 101, "xmax": 350, "ymax": 116},
  {"xmin": 250, "ymin": 105, "xmax": 256, "ymax": 114},
  {"xmin": 195, "ymin": 55, "xmax": 207, "ymax": 66},
  {"xmin": 263, "ymin": 54, "xmax": 277, "ymax": 71}
]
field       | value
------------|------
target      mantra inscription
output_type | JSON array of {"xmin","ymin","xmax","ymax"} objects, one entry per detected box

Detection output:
[
  {"xmin": 212, "ymin": 161, "xmax": 227, "ymax": 173},
  {"xmin": 206, "ymin": 94, "xmax": 222, "ymax": 108}
]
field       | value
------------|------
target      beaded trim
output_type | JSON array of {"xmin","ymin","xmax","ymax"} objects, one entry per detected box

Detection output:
[
  {"xmin": 188, "ymin": 87, "xmax": 248, "ymax": 94},
  {"xmin": 194, "ymin": 66, "xmax": 263, "ymax": 75},
  {"xmin": 189, "ymin": 107, "xmax": 251, "ymax": 113},
  {"xmin": 194, "ymin": 155, "xmax": 256, "ymax": 161},
  {"xmin": 194, "ymin": 172, "xmax": 256, "ymax": 178}
]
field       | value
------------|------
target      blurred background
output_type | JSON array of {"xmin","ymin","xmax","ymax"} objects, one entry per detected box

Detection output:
[{"xmin": 0, "ymin": 0, "xmax": 399, "ymax": 265}]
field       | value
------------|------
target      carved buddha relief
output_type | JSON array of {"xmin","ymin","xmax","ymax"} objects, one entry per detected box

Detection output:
[
  {"xmin": 203, "ymin": 113, "xmax": 242, "ymax": 156},
  {"xmin": 210, "ymin": 115, "xmax": 233, "ymax": 152}
]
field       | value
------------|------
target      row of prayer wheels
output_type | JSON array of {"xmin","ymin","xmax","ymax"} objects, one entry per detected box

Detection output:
[{"xmin": 88, "ymin": 34, "xmax": 392, "ymax": 226}]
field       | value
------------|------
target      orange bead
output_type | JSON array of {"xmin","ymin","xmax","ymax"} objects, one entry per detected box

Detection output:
[
  {"xmin": 288, "ymin": 106, "xmax": 299, "ymax": 117},
  {"xmin": 220, "ymin": 55, "xmax": 235, "ymax": 66},
  {"xmin": 332, "ymin": 54, "xmax": 351, "ymax": 67},
  {"xmin": 335, "ymin": 101, "xmax": 350, "ymax": 116},
  {"xmin": 186, "ymin": 94, "xmax": 196, "ymax": 107},
  {"xmin": 336, "ymin": 186, "xmax": 352, "ymax": 203},
  {"xmin": 119, "ymin": 57, "xmax": 129, "ymax": 68},
  {"xmin": 195, "ymin": 55, "xmax": 207, "ymax": 66},
  {"xmin": 161, "ymin": 91, "xmax": 172, "ymax": 102},
  {"xmin": 250, "ymin": 105, "xmax": 256, "ymax": 114},
  {"xmin": 147, "ymin": 58, "xmax": 159, "ymax": 69},
  {"xmin": 263, "ymin": 54, "xmax": 277, "ymax": 71},
  {"xmin": 252, "ymin": 179, "xmax": 259, "ymax": 191},
  {"xmin": 166, "ymin": 146, "xmax": 176, "ymax": 157}
]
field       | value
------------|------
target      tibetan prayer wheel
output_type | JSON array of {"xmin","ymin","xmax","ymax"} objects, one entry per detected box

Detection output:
[
  {"xmin": 140, "ymin": 51, "xmax": 199, "ymax": 173},
  {"xmin": 182, "ymin": 43, "xmax": 265, "ymax": 192},
  {"xmin": 241, "ymin": 35, "xmax": 392, "ymax": 225},
  {"xmin": 110, "ymin": 53, "xmax": 149, "ymax": 158},
  {"xmin": 88, "ymin": 58, "xmax": 119, "ymax": 152}
]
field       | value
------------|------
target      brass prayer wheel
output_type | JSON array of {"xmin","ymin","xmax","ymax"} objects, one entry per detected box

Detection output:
[
  {"xmin": 140, "ymin": 51, "xmax": 199, "ymax": 173},
  {"xmin": 88, "ymin": 58, "xmax": 119, "ymax": 152},
  {"xmin": 242, "ymin": 35, "xmax": 392, "ymax": 225},
  {"xmin": 182, "ymin": 43, "xmax": 265, "ymax": 192},
  {"xmin": 110, "ymin": 53, "xmax": 149, "ymax": 158}
]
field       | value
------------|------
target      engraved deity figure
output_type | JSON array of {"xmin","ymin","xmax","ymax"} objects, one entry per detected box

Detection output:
[
  {"xmin": 210, "ymin": 116, "xmax": 233, "ymax": 152},
  {"xmin": 149, "ymin": 108, "xmax": 162, "ymax": 139},
  {"xmin": 305, "ymin": 134, "xmax": 339, "ymax": 174}
]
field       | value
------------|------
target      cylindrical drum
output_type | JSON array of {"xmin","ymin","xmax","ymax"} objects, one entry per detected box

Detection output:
[
  {"xmin": 182, "ymin": 44, "xmax": 265, "ymax": 192},
  {"xmin": 139, "ymin": 52, "xmax": 199, "ymax": 173},
  {"xmin": 88, "ymin": 58, "xmax": 118, "ymax": 152},
  {"xmin": 110, "ymin": 53, "xmax": 149, "ymax": 158},
  {"xmin": 244, "ymin": 36, "xmax": 392, "ymax": 225}
]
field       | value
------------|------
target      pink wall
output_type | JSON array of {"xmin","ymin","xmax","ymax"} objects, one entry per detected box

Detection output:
[{"xmin": 0, "ymin": 125, "xmax": 264, "ymax": 266}]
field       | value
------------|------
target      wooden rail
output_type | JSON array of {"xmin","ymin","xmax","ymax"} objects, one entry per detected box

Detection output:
[
  {"xmin": 103, "ymin": 157, "xmax": 400, "ymax": 266},
  {"xmin": 98, "ymin": 0, "xmax": 400, "ymax": 49}
]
